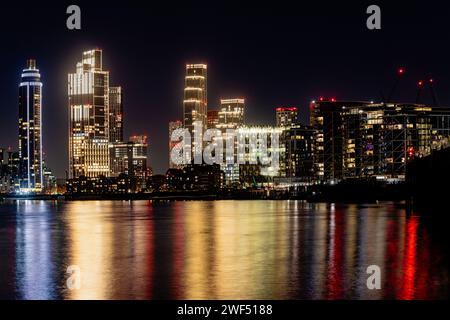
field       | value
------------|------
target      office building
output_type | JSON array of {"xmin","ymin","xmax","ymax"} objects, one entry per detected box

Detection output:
[
  {"xmin": 310, "ymin": 99, "xmax": 450, "ymax": 182},
  {"xmin": 282, "ymin": 124, "xmax": 315, "ymax": 180},
  {"xmin": 109, "ymin": 86, "xmax": 123, "ymax": 143},
  {"xmin": 109, "ymin": 135, "xmax": 148, "ymax": 191},
  {"xmin": 276, "ymin": 107, "xmax": 298, "ymax": 128},
  {"xmin": 217, "ymin": 98, "xmax": 245, "ymax": 130},
  {"xmin": 216, "ymin": 98, "xmax": 245, "ymax": 185},
  {"xmin": 18, "ymin": 59, "xmax": 43, "ymax": 192},
  {"xmin": 183, "ymin": 64, "xmax": 207, "ymax": 160},
  {"xmin": 68, "ymin": 49, "xmax": 110, "ymax": 178}
]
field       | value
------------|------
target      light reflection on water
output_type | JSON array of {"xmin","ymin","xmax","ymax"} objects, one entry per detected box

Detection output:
[{"xmin": 0, "ymin": 200, "xmax": 447, "ymax": 300}]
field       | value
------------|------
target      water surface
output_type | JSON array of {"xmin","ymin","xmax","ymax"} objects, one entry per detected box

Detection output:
[{"xmin": 0, "ymin": 200, "xmax": 447, "ymax": 299}]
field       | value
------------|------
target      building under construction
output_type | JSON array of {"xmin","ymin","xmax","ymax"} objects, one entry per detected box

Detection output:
[{"xmin": 310, "ymin": 99, "xmax": 450, "ymax": 183}]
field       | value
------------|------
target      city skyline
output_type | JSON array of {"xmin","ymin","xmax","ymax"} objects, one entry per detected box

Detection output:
[
  {"xmin": 0, "ymin": 1, "xmax": 449, "ymax": 178},
  {"xmin": 2, "ymin": 49, "xmax": 450, "ymax": 181},
  {"xmin": 0, "ymin": 0, "xmax": 448, "ymax": 305}
]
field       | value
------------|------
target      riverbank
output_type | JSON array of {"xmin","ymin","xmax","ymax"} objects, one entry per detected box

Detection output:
[{"xmin": 0, "ymin": 181, "xmax": 409, "ymax": 203}]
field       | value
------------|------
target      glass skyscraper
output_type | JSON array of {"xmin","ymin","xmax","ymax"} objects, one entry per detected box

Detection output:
[
  {"xmin": 68, "ymin": 49, "xmax": 110, "ymax": 178},
  {"xmin": 183, "ymin": 64, "xmax": 207, "ymax": 162},
  {"xmin": 183, "ymin": 64, "xmax": 207, "ymax": 130},
  {"xmin": 18, "ymin": 59, "xmax": 43, "ymax": 192}
]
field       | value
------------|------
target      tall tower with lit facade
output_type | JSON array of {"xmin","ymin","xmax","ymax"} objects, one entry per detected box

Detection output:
[
  {"xmin": 68, "ymin": 49, "xmax": 110, "ymax": 178},
  {"xmin": 216, "ymin": 98, "xmax": 245, "ymax": 185},
  {"xmin": 18, "ymin": 59, "xmax": 43, "ymax": 192},
  {"xmin": 217, "ymin": 98, "xmax": 245, "ymax": 130},
  {"xmin": 109, "ymin": 86, "xmax": 123, "ymax": 143},
  {"xmin": 183, "ymin": 64, "xmax": 207, "ymax": 160}
]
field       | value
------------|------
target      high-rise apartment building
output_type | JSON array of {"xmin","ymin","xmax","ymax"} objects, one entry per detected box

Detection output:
[
  {"xmin": 282, "ymin": 124, "xmax": 315, "ymax": 180},
  {"xmin": 236, "ymin": 126, "xmax": 283, "ymax": 179},
  {"xmin": 217, "ymin": 99, "xmax": 245, "ymax": 130},
  {"xmin": 310, "ymin": 99, "xmax": 450, "ymax": 182},
  {"xmin": 216, "ymin": 98, "xmax": 245, "ymax": 185},
  {"xmin": 183, "ymin": 64, "xmax": 207, "ymax": 161},
  {"xmin": 68, "ymin": 49, "xmax": 110, "ymax": 178},
  {"xmin": 18, "ymin": 59, "xmax": 43, "ymax": 192},
  {"xmin": 109, "ymin": 86, "xmax": 123, "ymax": 143},
  {"xmin": 109, "ymin": 135, "xmax": 148, "ymax": 191},
  {"xmin": 276, "ymin": 107, "xmax": 298, "ymax": 128}
]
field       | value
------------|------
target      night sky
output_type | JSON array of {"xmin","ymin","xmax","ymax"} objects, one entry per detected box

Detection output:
[{"xmin": 0, "ymin": 0, "xmax": 449, "ymax": 177}]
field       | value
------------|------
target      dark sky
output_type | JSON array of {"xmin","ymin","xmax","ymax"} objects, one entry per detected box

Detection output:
[{"xmin": 0, "ymin": 0, "xmax": 449, "ymax": 177}]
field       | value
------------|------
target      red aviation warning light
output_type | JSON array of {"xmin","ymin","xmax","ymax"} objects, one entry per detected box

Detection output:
[
  {"xmin": 407, "ymin": 146, "xmax": 415, "ymax": 159},
  {"xmin": 398, "ymin": 67, "xmax": 405, "ymax": 75},
  {"xmin": 418, "ymin": 80, "xmax": 424, "ymax": 87}
]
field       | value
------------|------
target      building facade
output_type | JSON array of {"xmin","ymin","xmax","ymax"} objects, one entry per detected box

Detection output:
[
  {"xmin": 276, "ymin": 107, "xmax": 298, "ymax": 127},
  {"xmin": 282, "ymin": 124, "xmax": 315, "ymax": 180},
  {"xmin": 0, "ymin": 148, "xmax": 20, "ymax": 193},
  {"xmin": 18, "ymin": 59, "xmax": 43, "ymax": 192},
  {"xmin": 109, "ymin": 135, "xmax": 148, "ymax": 191},
  {"xmin": 216, "ymin": 98, "xmax": 245, "ymax": 185},
  {"xmin": 310, "ymin": 99, "xmax": 450, "ymax": 182},
  {"xmin": 183, "ymin": 64, "xmax": 207, "ymax": 130},
  {"xmin": 183, "ymin": 64, "xmax": 207, "ymax": 160},
  {"xmin": 217, "ymin": 99, "xmax": 245, "ymax": 130},
  {"xmin": 236, "ymin": 126, "xmax": 283, "ymax": 179},
  {"xmin": 109, "ymin": 86, "xmax": 123, "ymax": 143},
  {"xmin": 68, "ymin": 49, "xmax": 110, "ymax": 178}
]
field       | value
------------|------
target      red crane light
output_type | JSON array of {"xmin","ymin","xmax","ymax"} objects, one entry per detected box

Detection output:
[{"xmin": 398, "ymin": 67, "xmax": 405, "ymax": 75}]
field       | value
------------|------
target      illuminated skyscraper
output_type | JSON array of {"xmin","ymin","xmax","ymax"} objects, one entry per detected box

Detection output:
[
  {"xmin": 217, "ymin": 99, "xmax": 245, "ymax": 130},
  {"xmin": 18, "ymin": 59, "xmax": 43, "ymax": 192},
  {"xmin": 109, "ymin": 86, "xmax": 123, "ymax": 143},
  {"xmin": 183, "ymin": 64, "xmax": 207, "ymax": 160},
  {"xmin": 68, "ymin": 49, "xmax": 110, "ymax": 178},
  {"xmin": 276, "ymin": 107, "xmax": 298, "ymax": 128},
  {"xmin": 217, "ymin": 98, "xmax": 245, "ymax": 185}
]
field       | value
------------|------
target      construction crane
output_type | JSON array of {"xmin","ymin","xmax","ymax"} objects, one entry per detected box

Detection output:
[
  {"xmin": 415, "ymin": 80, "xmax": 424, "ymax": 103},
  {"xmin": 415, "ymin": 78, "xmax": 440, "ymax": 107},
  {"xmin": 428, "ymin": 78, "xmax": 440, "ymax": 107},
  {"xmin": 386, "ymin": 67, "xmax": 405, "ymax": 103}
]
